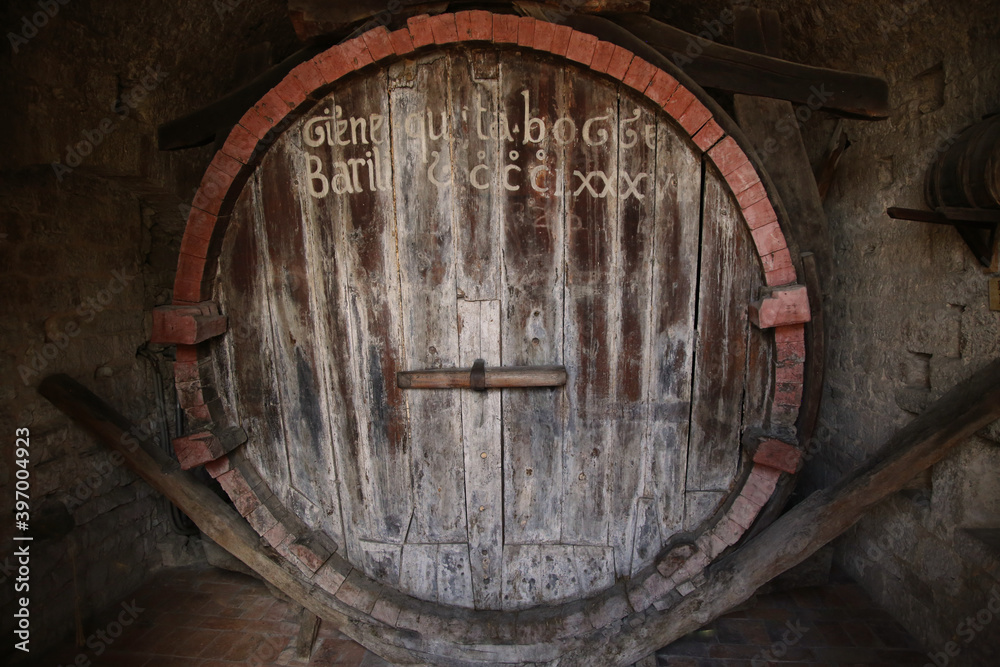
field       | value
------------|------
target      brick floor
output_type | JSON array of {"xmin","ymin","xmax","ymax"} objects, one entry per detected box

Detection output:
[
  {"xmin": 656, "ymin": 569, "xmax": 928, "ymax": 666},
  {"xmin": 35, "ymin": 566, "xmax": 388, "ymax": 667},
  {"xmin": 35, "ymin": 565, "xmax": 926, "ymax": 666}
]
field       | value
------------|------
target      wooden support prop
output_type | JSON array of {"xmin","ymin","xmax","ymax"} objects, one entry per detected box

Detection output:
[
  {"xmin": 750, "ymin": 285, "xmax": 812, "ymax": 329},
  {"xmin": 295, "ymin": 607, "xmax": 322, "ymax": 660},
  {"xmin": 887, "ymin": 206, "xmax": 999, "ymax": 267},
  {"xmin": 397, "ymin": 363, "xmax": 567, "ymax": 390},
  {"xmin": 610, "ymin": 13, "xmax": 890, "ymax": 119},
  {"xmin": 151, "ymin": 302, "xmax": 228, "ymax": 345},
  {"xmin": 562, "ymin": 358, "xmax": 1000, "ymax": 666},
  {"xmin": 36, "ymin": 374, "xmax": 421, "ymax": 665}
]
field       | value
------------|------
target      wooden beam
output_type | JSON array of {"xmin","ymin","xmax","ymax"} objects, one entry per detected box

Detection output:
[
  {"xmin": 561, "ymin": 358, "xmax": 1000, "ymax": 666},
  {"xmin": 610, "ymin": 13, "xmax": 889, "ymax": 119},
  {"xmin": 36, "ymin": 374, "xmax": 422, "ymax": 665},
  {"xmin": 397, "ymin": 364, "xmax": 567, "ymax": 389},
  {"xmin": 729, "ymin": 8, "xmax": 832, "ymax": 448},
  {"xmin": 294, "ymin": 607, "xmax": 322, "ymax": 660}
]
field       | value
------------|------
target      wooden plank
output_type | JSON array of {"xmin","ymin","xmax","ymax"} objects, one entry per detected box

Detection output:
[
  {"xmin": 685, "ymin": 171, "xmax": 754, "ymax": 491},
  {"xmin": 296, "ymin": 88, "xmax": 374, "ymax": 566},
  {"xmin": 609, "ymin": 87, "xmax": 658, "ymax": 576},
  {"xmin": 611, "ymin": 13, "xmax": 890, "ymax": 119},
  {"xmin": 457, "ymin": 299, "xmax": 503, "ymax": 609},
  {"xmin": 499, "ymin": 51, "xmax": 566, "ymax": 547},
  {"xmin": 557, "ymin": 358, "xmax": 1000, "ymax": 666},
  {"xmin": 323, "ymin": 70, "xmax": 413, "ymax": 547},
  {"xmin": 217, "ymin": 188, "xmax": 292, "ymax": 515},
  {"xmin": 637, "ymin": 117, "xmax": 704, "ymax": 560},
  {"xmin": 560, "ymin": 60, "xmax": 619, "ymax": 548},
  {"xmin": 355, "ymin": 540, "xmax": 402, "ymax": 588},
  {"xmin": 256, "ymin": 142, "xmax": 345, "ymax": 547},
  {"xmin": 390, "ymin": 53, "xmax": 466, "ymax": 544}
]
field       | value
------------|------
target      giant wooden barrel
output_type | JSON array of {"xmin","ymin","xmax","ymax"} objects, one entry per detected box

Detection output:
[
  {"xmin": 169, "ymin": 12, "xmax": 811, "ymax": 664},
  {"xmin": 926, "ymin": 114, "xmax": 1000, "ymax": 210}
]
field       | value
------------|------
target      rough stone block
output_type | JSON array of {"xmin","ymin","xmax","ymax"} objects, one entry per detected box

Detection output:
[
  {"xmin": 736, "ymin": 180, "xmax": 768, "ymax": 207},
  {"xmin": 335, "ymin": 571, "xmax": 380, "ymax": 613},
  {"xmin": 622, "ymin": 57, "xmax": 656, "ymax": 92},
  {"xmin": 221, "ymin": 124, "xmax": 258, "ymax": 164},
  {"xmin": 532, "ymin": 19, "xmax": 555, "ymax": 51},
  {"xmin": 428, "ymin": 13, "xmax": 459, "ymax": 44},
  {"xmin": 751, "ymin": 285, "xmax": 811, "ymax": 329},
  {"xmin": 754, "ymin": 439, "xmax": 802, "ymax": 473},
  {"xmin": 751, "ymin": 221, "xmax": 788, "ymax": 256},
  {"xmin": 173, "ymin": 431, "xmax": 221, "ymax": 470},
  {"xmin": 455, "ymin": 10, "xmax": 492, "ymax": 41},
  {"xmin": 516, "ymin": 16, "xmax": 536, "ymax": 47},
  {"xmin": 371, "ymin": 596, "xmax": 403, "ymax": 626},
  {"xmin": 708, "ymin": 136, "xmax": 746, "ymax": 176},
  {"xmin": 388, "ymin": 28, "xmax": 415, "ymax": 55},
  {"xmin": 492, "ymin": 14, "xmax": 519, "ymax": 43},
  {"xmin": 589, "ymin": 40, "xmax": 617, "ymax": 73},
  {"xmin": 656, "ymin": 542, "xmax": 697, "ymax": 578},
  {"xmin": 727, "ymin": 495, "xmax": 760, "ymax": 530},
  {"xmin": 217, "ymin": 469, "xmax": 259, "ymax": 516},
  {"xmin": 605, "ymin": 45, "xmax": 634, "ymax": 80},
  {"xmin": 644, "ymin": 68, "xmax": 679, "ymax": 106},
  {"xmin": 291, "ymin": 60, "xmax": 325, "ymax": 93},
  {"xmin": 663, "ymin": 85, "xmax": 696, "ymax": 123},
  {"xmin": 313, "ymin": 554, "xmax": 352, "ymax": 593},
  {"xmin": 693, "ymin": 119, "xmax": 724, "ymax": 151},
  {"xmin": 151, "ymin": 302, "xmax": 227, "ymax": 345},
  {"xmin": 549, "ymin": 24, "xmax": 573, "ymax": 56},
  {"xmin": 725, "ymin": 161, "xmax": 761, "ymax": 195},
  {"xmin": 743, "ymin": 198, "xmax": 779, "ymax": 230}
]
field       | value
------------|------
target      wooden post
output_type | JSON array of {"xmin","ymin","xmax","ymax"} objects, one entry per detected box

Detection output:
[{"xmin": 559, "ymin": 358, "xmax": 1000, "ymax": 666}]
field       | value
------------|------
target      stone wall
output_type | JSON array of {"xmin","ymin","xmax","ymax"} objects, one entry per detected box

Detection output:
[
  {"xmin": 0, "ymin": 0, "xmax": 297, "ymax": 660},
  {"xmin": 655, "ymin": 0, "xmax": 1000, "ymax": 663}
]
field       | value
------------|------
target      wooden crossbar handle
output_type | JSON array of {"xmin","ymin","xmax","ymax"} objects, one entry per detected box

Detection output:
[{"xmin": 397, "ymin": 362, "xmax": 567, "ymax": 390}]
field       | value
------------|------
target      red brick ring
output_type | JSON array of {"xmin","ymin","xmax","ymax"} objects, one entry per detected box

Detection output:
[{"xmin": 163, "ymin": 10, "xmax": 812, "ymax": 662}]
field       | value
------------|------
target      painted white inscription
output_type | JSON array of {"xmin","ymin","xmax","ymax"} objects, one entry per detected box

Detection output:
[{"xmin": 302, "ymin": 89, "xmax": 655, "ymax": 201}]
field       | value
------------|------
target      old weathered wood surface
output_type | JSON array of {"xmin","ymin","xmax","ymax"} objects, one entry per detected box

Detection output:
[
  {"xmin": 212, "ymin": 46, "xmax": 768, "ymax": 611},
  {"xmin": 560, "ymin": 357, "xmax": 1000, "ymax": 666},
  {"xmin": 612, "ymin": 13, "xmax": 890, "ymax": 119},
  {"xmin": 36, "ymin": 374, "xmax": 422, "ymax": 664}
]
